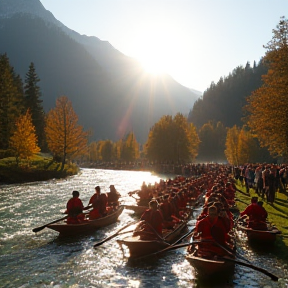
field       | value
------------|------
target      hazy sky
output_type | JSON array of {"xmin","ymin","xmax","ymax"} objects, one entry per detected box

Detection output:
[{"xmin": 39, "ymin": 0, "xmax": 287, "ymax": 92}]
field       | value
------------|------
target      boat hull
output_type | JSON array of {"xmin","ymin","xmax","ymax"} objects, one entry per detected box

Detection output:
[
  {"xmin": 47, "ymin": 205, "xmax": 124, "ymax": 236},
  {"xmin": 118, "ymin": 221, "xmax": 187, "ymax": 258},
  {"xmin": 238, "ymin": 221, "xmax": 281, "ymax": 244},
  {"xmin": 186, "ymin": 253, "xmax": 235, "ymax": 277}
]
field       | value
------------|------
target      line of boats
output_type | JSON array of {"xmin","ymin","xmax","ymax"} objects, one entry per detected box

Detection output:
[{"xmin": 33, "ymin": 185, "xmax": 281, "ymax": 282}]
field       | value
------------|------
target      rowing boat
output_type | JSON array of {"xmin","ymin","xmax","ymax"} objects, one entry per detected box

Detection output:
[
  {"xmin": 186, "ymin": 244, "xmax": 235, "ymax": 278},
  {"xmin": 186, "ymin": 239, "xmax": 235, "ymax": 278},
  {"xmin": 237, "ymin": 219, "xmax": 281, "ymax": 244},
  {"xmin": 47, "ymin": 205, "xmax": 124, "ymax": 236},
  {"xmin": 117, "ymin": 220, "xmax": 187, "ymax": 258}
]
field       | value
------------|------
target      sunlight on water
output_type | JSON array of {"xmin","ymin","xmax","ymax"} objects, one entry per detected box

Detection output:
[{"xmin": 0, "ymin": 168, "xmax": 287, "ymax": 288}]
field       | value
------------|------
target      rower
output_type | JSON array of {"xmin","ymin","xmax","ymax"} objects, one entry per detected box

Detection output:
[
  {"xmin": 159, "ymin": 194, "xmax": 176, "ymax": 228},
  {"xmin": 134, "ymin": 200, "xmax": 164, "ymax": 239},
  {"xmin": 192, "ymin": 205, "xmax": 229, "ymax": 256},
  {"xmin": 89, "ymin": 186, "xmax": 108, "ymax": 219},
  {"xmin": 107, "ymin": 185, "xmax": 121, "ymax": 209},
  {"xmin": 240, "ymin": 196, "xmax": 268, "ymax": 229},
  {"xmin": 65, "ymin": 190, "xmax": 85, "ymax": 224}
]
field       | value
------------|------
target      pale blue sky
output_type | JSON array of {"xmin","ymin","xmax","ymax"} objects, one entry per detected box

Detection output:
[{"xmin": 40, "ymin": 0, "xmax": 287, "ymax": 92}]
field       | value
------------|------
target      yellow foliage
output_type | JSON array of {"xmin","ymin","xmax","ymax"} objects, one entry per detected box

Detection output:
[
  {"xmin": 9, "ymin": 110, "xmax": 40, "ymax": 161},
  {"xmin": 45, "ymin": 96, "xmax": 88, "ymax": 162},
  {"xmin": 246, "ymin": 17, "xmax": 288, "ymax": 159}
]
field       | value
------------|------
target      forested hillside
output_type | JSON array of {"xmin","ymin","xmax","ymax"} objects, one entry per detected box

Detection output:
[{"xmin": 188, "ymin": 60, "xmax": 268, "ymax": 128}]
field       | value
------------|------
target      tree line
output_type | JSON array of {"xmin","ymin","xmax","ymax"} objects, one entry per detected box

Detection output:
[{"xmin": 0, "ymin": 17, "xmax": 287, "ymax": 167}]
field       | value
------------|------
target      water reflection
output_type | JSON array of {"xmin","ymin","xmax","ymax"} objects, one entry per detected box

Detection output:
[{"xmin": 0, "ymin": 168, "xmax": 287, "ymax": 287}]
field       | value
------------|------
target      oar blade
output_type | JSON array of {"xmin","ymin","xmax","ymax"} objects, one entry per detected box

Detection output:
[
  {"xmin": 222, "ymin": 257, "xmax": 279, "ymax": 281},
  {"xmin": 32, "ymin": 216, "xmax": 68, "ymax": 233},
  {"xmin": 32, "ymin": 226, "xmax": 46, "ymax": 233},
  {"xmin": 93, "ymin": 220, "xmax": 138, "ymax": 248}
]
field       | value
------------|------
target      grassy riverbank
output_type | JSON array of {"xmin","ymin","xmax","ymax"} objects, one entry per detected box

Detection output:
[
  {"xmin": 0, "ymin": 153, "xmax": 79, "ymax": 184},
  {"xmin": 235, "ymin": 180, "xmax": 288, "ymax": 262}
]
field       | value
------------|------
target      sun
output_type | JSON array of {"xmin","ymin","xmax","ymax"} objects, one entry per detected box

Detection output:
[
  {"xmin": 139, "ymin": 53, "xmax": 167, "ymax": 75},
  {"xmin": 130, "ymin": 28, "xmax": 171, "ymax": 75}
]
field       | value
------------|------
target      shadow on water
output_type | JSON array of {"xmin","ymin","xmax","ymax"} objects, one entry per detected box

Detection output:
[{"xmin": 195, "ymin": 275, "xmax": 235, "ymax": 288}]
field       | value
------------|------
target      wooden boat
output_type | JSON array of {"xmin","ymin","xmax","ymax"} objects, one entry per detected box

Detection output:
[
  {"xmin": 237, "ymin": 219, "xmax": 281, "ymax": 244},
  {"xmin": 124, "ymin": 205, "xmax": 148, "ymax": 216},
  {"xmin": 117, "ymin": 220, "xmax": 187, "ymax": 259},
  {"xmin": 47, "ymin": 205, "xmax": 124, "ymax": 236},
  {"xmin": 186, "ymin": 240, "xmax": 235, "ymax": 278},
  {"xmin": 237, "ymin": 217, "xmax": 281, "ymax": 244}
]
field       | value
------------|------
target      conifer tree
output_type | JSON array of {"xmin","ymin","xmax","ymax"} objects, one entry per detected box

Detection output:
[
  {"xmin": 9, "ymin": 110, "xmax": 40, "ymax": 165},
  {"xmin": 246, "ymin": 17, "xmax": 288, "ymax": 160},
  {"xmin": 45, "ymin": 96, "xmax": 89, "ymax": 170},
  {"xmin": 0, "ymin": 54, "xmax": 24, "ymax": 149},
  {"xmin": 24, "ymin": 62, "xmax": 46, "ymax": 151}
]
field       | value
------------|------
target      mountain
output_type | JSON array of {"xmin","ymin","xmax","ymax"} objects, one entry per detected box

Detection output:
[
  {"xmin": 0, "ymin": 0, "xmax": 199, "ymax": 143},
  {"xmin": 188, "ymin": 62, "xmax": 268, "ymax": 128}
]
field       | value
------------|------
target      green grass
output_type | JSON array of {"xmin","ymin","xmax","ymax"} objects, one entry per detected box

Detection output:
[
  {"xmin": 0, "ymin": 153, "xmax": 79, "ymax": 183},
  {"xmin": 235, "ymin": 180, "xmax": 288, "ymax": 262}
]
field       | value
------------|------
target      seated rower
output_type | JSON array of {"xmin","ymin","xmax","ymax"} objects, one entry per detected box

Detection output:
[
  {"xmin": 192, "ymin": 205, "xmax": 229, "ymax": 256},
  {"xmin": 89, "ymin": 186, "xmax": 107, "ymax": 219},
  {"xmin": 66, "ymin": 191, "xmax": 86, "ymax": 224},
  {"xmin": 107, "ymin": 185, "xmax": 121, "ymax": 209},
  {"xmin": 240, "ymin": 197, "xmax": 268, "ymax": 229},
  {"xmin": 159, "ymin": 194, "xmax": 178, "ymax": 229},
  {"xmin": 134, "ymin": 200, "xmax": 164, "ymax": 239}
]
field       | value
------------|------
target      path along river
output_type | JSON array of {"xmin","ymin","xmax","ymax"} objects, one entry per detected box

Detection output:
[{"xmin": 0, "ymin": 168, "xmax": 288, "ymax": 288}]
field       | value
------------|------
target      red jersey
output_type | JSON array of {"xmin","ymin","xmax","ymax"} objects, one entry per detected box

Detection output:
[
  {"xmin": 140, "ymin": 209, "xmax": 163, "ymax": 234},
  {"xmin": 240, "ymin": 203, "xmax": 267, "ymax": 221},
  {"xmin": 66, "ymin": 197, "xmax": 84, "ymax": 216},
  {"xmin": 196, "ymin": 215, "xmax": 227, "ymax": 244}
]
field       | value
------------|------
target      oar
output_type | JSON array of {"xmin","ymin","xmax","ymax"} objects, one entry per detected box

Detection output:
[
  {"xmin": 221, "ymin": 256, "xmax": 279, "ymax": 281},
  {"xmin": 93, "ymin": 220, "xmax": 138, "ymax": 248},
  {"xmin": 211, "ymin": 237, "xmax": 252, "ymax": 263},
  {"xmin": 32, "ymin": 215, "xmax": 68, "ymax": 233},
  {"xmin": 141, "ymin": 220, "xmax": 170, "ymax": 244},
  {"xmin": 137, "ymin": 227, "xmax": 196, "ymax": 260},
  {"xmin": 83, "ymin": 204, "xmax": 92, "ymax": 210}
]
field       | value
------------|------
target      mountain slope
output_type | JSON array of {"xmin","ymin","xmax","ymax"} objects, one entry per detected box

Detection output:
[{"xmin": 0, "ymin": 0, "xmax": 199, "ymax": 143}]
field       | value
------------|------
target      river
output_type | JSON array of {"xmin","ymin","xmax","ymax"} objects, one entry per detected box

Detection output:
[{"xmin": 0, "ymin": 168, "xmax": 287, "ymax": 288}]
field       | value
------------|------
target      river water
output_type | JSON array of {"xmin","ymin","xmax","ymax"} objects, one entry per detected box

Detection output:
[{"xmin": 0, "ymin": 168, "xmax": 287, "ymax": 288}]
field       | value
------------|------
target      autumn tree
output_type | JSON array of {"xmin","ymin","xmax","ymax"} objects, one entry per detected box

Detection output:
[
  {"xmin": 145, "ymin": 113, "xmax": 200, "ymax": 163},
  {"xmin": 197, "ymin": 121, "xmax": 226, "ymax": 162},
  {"xmin": 225, "ymin": 125, "xmax": 240, "ymax": 165},
  {"xmin": 225, "ymin": 125, "xmax": 270, "ymax": 165},
  {"xmin": 24, "ymin": 62, "xmax": 46, "ymax": 151},
  {"xmin": 237, "ymin": 128, "xmax": 260, "ymax": 165},
  {"xmin": 89, "ymin": 141, "xmax": 99, "ymax": 162},
  {"xmin": 45, "ymin": 96, "xmax": 89, "ymax": 170},
  {"xmin": 246, "ymin": 17, "xmax": 288, "ymax": 160},
  {"xmin": 9, "ymin": 110, "xmax": 40, "ymax": 165},
  {"xmin": 96, "ymin": 140, "xmax": 114, "ymax": 161},
  {"xmin": 0, "ymin": 54, "xmax": 25, "ymax": 150},
  {"xmin": 120, "ymin": 132, "xmax": 140, "ymax": 162}
]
